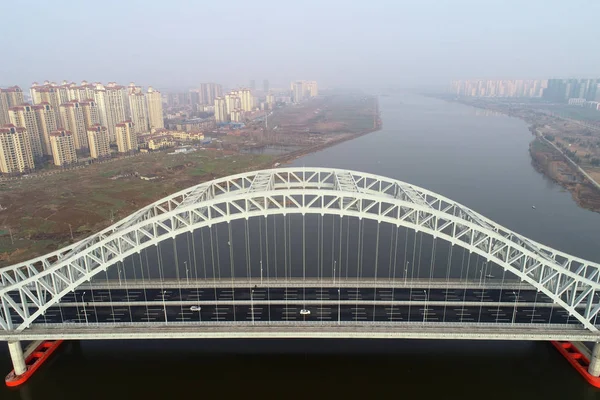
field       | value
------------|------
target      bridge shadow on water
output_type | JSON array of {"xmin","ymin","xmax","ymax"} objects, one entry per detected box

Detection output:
[{"xmin": 2, "ymin": 339, "xmax": 600, "ymax": 400}]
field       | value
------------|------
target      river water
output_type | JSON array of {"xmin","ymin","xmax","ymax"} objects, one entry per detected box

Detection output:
[{"xmin": 2, "ymin": 94, "xmax": 600, "ymax": 399}]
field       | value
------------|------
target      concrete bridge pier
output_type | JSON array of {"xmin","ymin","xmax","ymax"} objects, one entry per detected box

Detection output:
[
  {"xmin": 7, "ymin": 340, "xmax": 26, "ymax": 376},
  {"xmin": 589, "ymin": 343, "xmax": 600, "ymax": 377}
]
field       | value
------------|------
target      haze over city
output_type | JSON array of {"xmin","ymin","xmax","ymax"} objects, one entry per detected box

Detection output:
[
  {"xmin": 1, "ymin": 0, "xmax": 599, "ymax": 89},
  {"xmin": 4, "ymin": 1, "xmax": 600, "ymax": 398}
]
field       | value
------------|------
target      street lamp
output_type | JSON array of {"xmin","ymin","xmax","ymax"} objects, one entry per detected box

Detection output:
[
  {"xmin": 81, "ymin": 291, "xmax": 88, "ymax": 325},
  {"xmin": 338, "ymin": 289, "xmax": 341, "ymax": 325},
  {"xmin": 118, "ymin": 268, "xmax": 122, "ymax": 287},
  {"xmin": 260, "ymin": 260, "xmax": 263, "ymax": 285},
  {"xmin": 333, "ymin": 260, "xmax": 337, "ymax": 285},
  {"xmin": 511, "ymin": 291, "xmax": 517, "ymax": 324},
  {"xmin": 404, "ymin": 261, "xmax": 409, "ymax": 285},
  {"xmin": 184, "ymin": 261, "xmax": 189, "ymax": 284},
  {"xmin": 423, "ymin": 289, "xmax": 428, "ymax": 323},
  {"xmin": 251, "ymin": 289, "xmax": 255, "ymax": 325},
  {"xmin": 162, "ymin": 290, "xmax": 168, "ymax": 324}
]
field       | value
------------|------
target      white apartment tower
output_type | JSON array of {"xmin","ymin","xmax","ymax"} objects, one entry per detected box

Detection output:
[
  {"xmin": 87, "ymin": 124, "xmax": 111, "ymax": 159},
  {"xmin": 225, "ymin": 92, "xmax": 241, "ymax": 115},
  {"xmin": 79, "ymin": 100, "xmax": 100, "ymax": 130},
  {"xmin": 198, "ymin": 83, "xmax": 223, "ymax": 105},
  {"xmin": 115, "ymin": 121, "xmax": 137, "ymax": 153},
  {"xmin": 33, "ymin": 103, "xmax": 57, "ymax": 156},
  {"xmin": 49, "ymin": 130, "xmax": 77, "ymax": 166},
  {"xmin": 0, "ymin": 124, "xmax": 34, "ymax": 174},
  {"xmin": 129, "ymin": 92, "xmax": 149, "ymax": 134},
  {"xmin": 239, "ymin": 89, "xmax": 253, "ymax": 112},
  {"xmin": 94, "ymin": 83, "xmax": 126, "ymax": 142},
  {"xmin": 291, "ymin": 80, "xmax": 318, "ymax": 103},
  {"xmin": 60, "ymin": 101, "xmax": 88, "ymax": 150},
  {"xmin": 31, "ymin": 83, "xmax": 62, "ymax": 127},
  {"xmin": 214, "ymin": 97, "xmax": 228, "ymax": 122},
  {"xmin": 8, "ymin": 104, "xmax": 44, "ymax": 158},
  {"xmin": 146, "ymin": 87, "xmax": 164, "ymax": 131},
  {"xmin": 0, "ymin": 86, "xmax": 25, "ymax": 126}
]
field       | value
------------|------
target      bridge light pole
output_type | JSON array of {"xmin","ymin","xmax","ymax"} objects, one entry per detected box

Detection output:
[
  {"xmin": 118, "ymin": 268, "xmax": 122, "ymax": 287},
  {"xmin": 338, "ymin": 289, "xmax": 341, "ymax": 325},
  {"xmin": 511, "ymin": 291, "xmax": 517, "ymax": 324},
  {"xmin": 81, "ymin": 291, "xmax": 88, "ymax": 325},
  {"xmin": 260, "ymin": 260, "xmax": 263, "ymax": 285},
  {"xmin": 423, "ymin": 290, "xmax": 428, "ymax": 323},
  {"xmin": 162, "ymin": 290, "xmax": 168, "ymax": 325},
  {"xmin": 404, "ymin": 261, "xmax": 409, "ymax": 285},
  {"xmin": 333, "ymin": 260, "xmax": 336, "ymax": 285},
  {"xmin": 184, "ymin": 261, "xmax": 189, "ymax": 284},
  {"xmin": 251, "ymin": 289, "xmax": 255, "ymax": 325}
]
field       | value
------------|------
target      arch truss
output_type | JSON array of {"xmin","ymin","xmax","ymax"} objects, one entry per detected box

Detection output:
[{"xmin": 1, "ymin": 168, "xmax": 599, "ymax": 332}]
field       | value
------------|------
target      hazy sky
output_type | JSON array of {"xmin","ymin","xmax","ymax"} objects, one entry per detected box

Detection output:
[{"xmin": 1, "ymin": 0, "xmax": 599, "ymax": 90}]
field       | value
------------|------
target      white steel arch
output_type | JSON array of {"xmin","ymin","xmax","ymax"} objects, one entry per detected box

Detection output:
[{"xmin": 1, "ymin": 167, "xmax": 599, "ymax": 332}]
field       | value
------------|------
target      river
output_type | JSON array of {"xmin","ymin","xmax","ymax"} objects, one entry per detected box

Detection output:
[{"xmin": 2, "ymin": 94, "xmax": 600, "ymax": 399}]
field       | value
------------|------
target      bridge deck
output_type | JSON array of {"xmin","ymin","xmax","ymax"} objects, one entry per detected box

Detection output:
[
  {"xmin": 80, "ymin": 278, "xmax": 532, "ymax": 290},
  {"xmin": 2, "ymin": 323, "xmax": 597, "ymax": 341}
]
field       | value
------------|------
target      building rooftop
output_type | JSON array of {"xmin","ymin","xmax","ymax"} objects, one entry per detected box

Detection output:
[
  {"xmin": 50, "ymin": 130, "xmax": 72, "ymax": 137},
  {"xmin": 0, "ymin": 124, "xmax": 26, "ymax": 133}
]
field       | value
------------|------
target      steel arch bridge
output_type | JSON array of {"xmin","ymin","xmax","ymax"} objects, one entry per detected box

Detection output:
[{"xmin": 1, "ymin": 167, "xmax": 600, "ymax": 336}]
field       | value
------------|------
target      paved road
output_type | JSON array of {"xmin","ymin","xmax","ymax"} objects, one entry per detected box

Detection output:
[
  {"xmin": 6, "ymin": 286, "xmax": 583, "ymax": 327},
  {"xmin": 48, "ymin": 287, "xmax": 554, "ymax": 304},
  {"xmin": 33, "ymin": 303, "xmax": 577, "ymax": 325}
]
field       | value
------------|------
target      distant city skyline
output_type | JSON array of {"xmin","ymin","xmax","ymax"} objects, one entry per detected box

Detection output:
[{"xmin": 1, "ymin": 0, "xmax": 599, "ymax": 90}]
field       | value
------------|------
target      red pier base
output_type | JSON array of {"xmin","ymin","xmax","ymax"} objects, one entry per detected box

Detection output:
[
  {"xmin": 5, "ymin": 340, "xmax": 64, "ymax": 387},
  {"xmin": 551, "ymin": 341, "xmax": 600, "ymax": 388}
]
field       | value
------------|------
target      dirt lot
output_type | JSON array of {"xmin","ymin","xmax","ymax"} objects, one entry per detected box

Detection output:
[
  {"xmin": 0, "ymin": 149, "xmax": 273, "ymax": 265},
  {"xmin": 0, "ymin": 94, "xmax": 380, "ymax": 266}
]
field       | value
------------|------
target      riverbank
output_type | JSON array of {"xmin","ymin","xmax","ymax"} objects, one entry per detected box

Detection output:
[
  {"xmin": 0, "ymin": 95, "xmax": 381, "ymax": 266},
  {"xmin": 432, "ymin": 95, "xmax": 600, "ymax": 213}
]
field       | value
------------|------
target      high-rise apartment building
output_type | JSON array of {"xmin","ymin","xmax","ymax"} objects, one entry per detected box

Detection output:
[
  {"xmin": 129, "ymin": 92, "xmax": 149, "ymax": 134},
  {"xmin": 266, "ymin": 93, "xmax": 275, "ymax": 107},
  {"xmin": 0, "ymin": 86, "xmax": 25, "ymax": 126},
  {"xmin": 230, "ymin": 109, "xmax": 244, "ymax": 122},
  {"xmin": 49, "ymin": 130, "xmax": 77, "ymax": 166},
  {"xmin": 79, "ymin": 100, "xmax": 99, "ymax": 130},
  {"xmin": 33, "ymin": 103, "xmax": 57, "ymax": 156},
  {"xmin": 57, "ymin": 82, "xmax": 73, "ymax": 105},
  {"xmin": 214, "ymin": 97, "xmax": 228, "ymax": 123},
  {"xmin": 87, "ymin": 124, "xmax": 111, "ymax": 159},
  {"xmin": 66, "ymin": 81, "xmax": 96, "ymax": 102},
  {"xmin": 146, "ymin": 87, "xmax": 164, "ymax": 131},
  {"xmin": 198, "ymin": 83, "xmax": 223, "ymax": 105},
  {"xmin": 94, "ymin": 83, "xmax": 126, "ymax": 142},
  {"xmin": 542, "ymin": 79, "xmax": 600, "ymax": 102},
  {"xmin": 225, "ymin": 92, "xmax": 241, "ymax": 115},
  {"xmin": 31, "ymin": 82, "xmax": 62, "ymax": 127},
  {"xmin": 115, "ymin": 121, "xmax": 137, "ymax": 153},
  {"xmin": 452, "ymin": 79, "xmax": 549, "ymax": 98},
  {"xmin": 239, "ymin": 89, "xmax": 253, "ymax": 111},
  {"xmin": 291, "ymin": 81, "xmax": 318, "ymax": 103},
  {"xmin": 60, "ymin": 101, "xmax": 88, "ymax": 150},
  {"xmin": 0, "ymin": 124, "xmax": 34, "ymax": 174},
  {"xmin": 8, "ymin": 104, "xmax": 44, "ymax": 158}
]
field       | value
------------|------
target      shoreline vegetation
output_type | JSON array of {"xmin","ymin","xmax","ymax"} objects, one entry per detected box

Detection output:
[
  {"xmin": 432, "ymin": 95, "xmax": 600, "ymax": 214},
  {"xmin": 0, "ymin": 94, "xmax": 381, "ymax": 266}
]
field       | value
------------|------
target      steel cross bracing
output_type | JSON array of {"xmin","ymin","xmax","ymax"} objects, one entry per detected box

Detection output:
[{"xmin": 0, "ymin": 167, "xmax": 599, "ymax": 333}]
